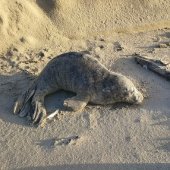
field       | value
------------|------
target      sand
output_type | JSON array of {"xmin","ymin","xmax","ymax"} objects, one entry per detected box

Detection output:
[{"xmin": 0, "ymin": 0, "xmax": 170, "ymax": 169}]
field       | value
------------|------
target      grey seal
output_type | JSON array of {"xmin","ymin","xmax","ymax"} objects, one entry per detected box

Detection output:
[{"xmin": 14, "ymin": 52, "xmax": 143, "ymax": 125}]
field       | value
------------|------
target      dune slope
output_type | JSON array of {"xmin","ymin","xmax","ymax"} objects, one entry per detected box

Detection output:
[{"xmin": 0, "ymin": 0, "xmax": 170, "ymax": 53}]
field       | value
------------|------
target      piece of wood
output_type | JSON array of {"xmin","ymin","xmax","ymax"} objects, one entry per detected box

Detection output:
[{"xmin": 134, "ymin": 53, "xmax": 170, "ymax": 80}]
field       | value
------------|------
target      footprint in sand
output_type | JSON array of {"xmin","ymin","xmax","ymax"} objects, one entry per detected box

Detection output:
[
  {"xmin": 81, "ymin": 112, "xmax": 90, "ymax": 129},
  {"xmin": 0, "ymin": 16, "xmax": 3, "ymax": 26},
  {"xmin": 81, "ymin": 108, "xmax": 101, "ymax": 129}
]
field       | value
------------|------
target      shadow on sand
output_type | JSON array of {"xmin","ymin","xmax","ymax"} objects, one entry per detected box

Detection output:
[
  {"xmin": 0, "ymin": 71, "xmax": 75, "ymax": 127},
  {"xmin": 15, "ymin": 163, "xmax": 170, "ymax": 170}
]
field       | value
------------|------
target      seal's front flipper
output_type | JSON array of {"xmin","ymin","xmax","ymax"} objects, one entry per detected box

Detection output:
[{"xmin": 63, "ymin": 94, "xmax": 90, "ymax": 112}]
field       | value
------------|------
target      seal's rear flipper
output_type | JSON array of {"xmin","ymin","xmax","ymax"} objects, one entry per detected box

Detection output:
[
  {"xmin": 134, "ymin": 54, "xmax": 170, "ymax": 81},
  {"xmin": 14, "ymin": 88, "xmax": 35, "ymax": 115}
]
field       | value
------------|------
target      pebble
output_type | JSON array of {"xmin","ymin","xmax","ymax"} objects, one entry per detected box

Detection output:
[{"xmin": 38, "ymin": 51, "xmax": 45, "ymax": 58}]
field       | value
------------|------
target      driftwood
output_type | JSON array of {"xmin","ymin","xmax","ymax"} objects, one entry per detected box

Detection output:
[{"xmin": 134, "ymin": 54, "xmax": 170, "ymax": 81}]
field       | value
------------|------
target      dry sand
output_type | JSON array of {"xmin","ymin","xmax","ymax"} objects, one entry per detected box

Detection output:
[{"xmin": 0, "ymin": 0, "xmax": 170, "ymax": 169}]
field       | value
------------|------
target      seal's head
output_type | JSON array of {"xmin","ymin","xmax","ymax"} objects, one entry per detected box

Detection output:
[{"xmin": 116, "ymin": 75, "xmax": 143, "ymax": 104}]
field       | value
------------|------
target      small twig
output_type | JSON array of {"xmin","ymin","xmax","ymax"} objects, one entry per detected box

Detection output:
[
  {"xmin": 47, "ymin": 110, "xmax": 59, "ymax": 120},
  {"xmin": 40, "ymin": 110, "xmax": 60, "ymax": 128}
]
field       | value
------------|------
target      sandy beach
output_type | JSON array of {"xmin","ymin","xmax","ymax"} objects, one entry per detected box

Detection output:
[{"xmin": 0, "ymin": 0, "xmax": 170, "ymax": 169}]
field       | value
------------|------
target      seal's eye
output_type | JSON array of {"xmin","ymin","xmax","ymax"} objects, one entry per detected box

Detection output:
[{"xmin": 124, "ymin": 88, "xmax": 129, "ymax": 95}]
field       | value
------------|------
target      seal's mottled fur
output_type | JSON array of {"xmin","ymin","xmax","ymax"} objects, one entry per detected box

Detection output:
[{"xmin": 14, "ymin": 52, "xmax": 143, "ymax": 125}]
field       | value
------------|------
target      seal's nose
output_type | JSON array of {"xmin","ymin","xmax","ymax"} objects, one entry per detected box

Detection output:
[{"xmin": 134, "ymin": 92, "xmax": 143, "ymax": 104}]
